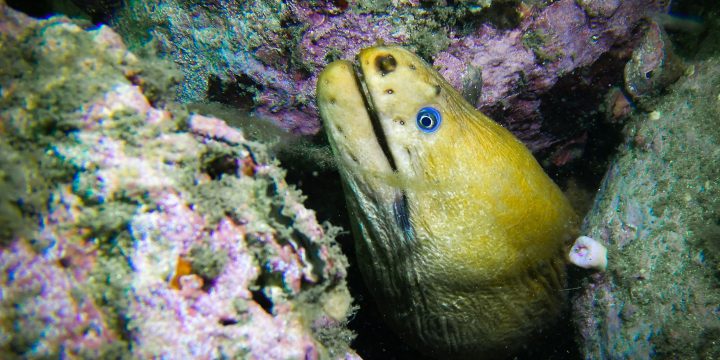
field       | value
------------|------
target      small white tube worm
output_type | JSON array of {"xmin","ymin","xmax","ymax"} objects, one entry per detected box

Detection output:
[{"xmin": 568, "ymin": 236, "xmax": 608, "ymax": 271}]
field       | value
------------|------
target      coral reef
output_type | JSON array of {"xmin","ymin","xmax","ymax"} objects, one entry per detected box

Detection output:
[
  {"xmin": 110, "ymin": 0, "xmax": 664, "ymax": 152},
  {"xmin": 0, "ymin": 4, "xmax": 356, "ymax": 359},
  {"xmin": 572, "ymin": 54, "xmax": 720, "ymax": 358}
]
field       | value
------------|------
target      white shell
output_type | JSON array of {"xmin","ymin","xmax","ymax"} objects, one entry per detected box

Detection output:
[{"xmin": 568, "ymin": 236, "xmax": 608, "ymax": 271}]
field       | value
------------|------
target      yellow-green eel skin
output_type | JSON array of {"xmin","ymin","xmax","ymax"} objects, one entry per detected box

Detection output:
[{"xmin": 316, "ymin": 45, "xmax": 578, "ymax": 358}]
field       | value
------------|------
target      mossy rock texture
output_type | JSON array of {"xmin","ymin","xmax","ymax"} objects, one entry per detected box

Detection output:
[
  {"xmin": 573, "ymin": 56, "xmax": 720, "ymax": 359},
  {"xmin": 0, "ymin": 5, "xmax": 356, "ymax": 359}
]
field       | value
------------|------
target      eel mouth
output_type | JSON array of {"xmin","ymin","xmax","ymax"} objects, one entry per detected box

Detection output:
[
  {"xmin": 351, "ymin": 57, "xmax": 414, "ymax": 245},
  {"xmin": 351, "ymin": 60, "xmax": 397, "ymax": 172}
]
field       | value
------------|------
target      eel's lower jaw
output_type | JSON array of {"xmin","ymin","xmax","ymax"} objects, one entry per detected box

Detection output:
[{"xmin": 352, "ymin": 60, "xmax": 398, "ymax": 171}]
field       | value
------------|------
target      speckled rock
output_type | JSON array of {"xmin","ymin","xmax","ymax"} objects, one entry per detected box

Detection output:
[
  {"xmin": 0, "ymin": 4, "xmax": 357, "ymax": 359},
  {"xmin": 572, "ymin": 56, "xmax": 720, "ymax": 359}
]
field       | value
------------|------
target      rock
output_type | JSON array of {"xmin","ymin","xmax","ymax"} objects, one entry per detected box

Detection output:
[
  {"xmin": 624, "ymin": 20, "xmax": 685, "ymax": 105},
  {"xmin": 573, "ymin": 56, "xmax": 720, "ymax": 359},
  {"xmin": 0, "ymin": 5, "xmax": 355, "ymax": 359}
]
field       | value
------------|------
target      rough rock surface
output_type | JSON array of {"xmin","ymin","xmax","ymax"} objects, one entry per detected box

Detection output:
[
  {"xmin": 111, "ymin": 0, "xmax": 664, "ymax": 151},
  {"xmin": 573, "ymin": 56, "xmax": 720, "ymax": 359},
  {"xmin": 0, "ymin": 4, "xmax": 357, "ymax": 359}
]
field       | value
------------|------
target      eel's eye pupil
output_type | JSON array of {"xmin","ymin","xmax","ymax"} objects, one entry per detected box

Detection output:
[{"xmin": 416, "ymin": 107, "xmax": 441, "ymax": 133}]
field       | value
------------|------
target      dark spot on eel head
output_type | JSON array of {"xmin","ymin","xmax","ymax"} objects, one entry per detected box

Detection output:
[
  {"xmin": 376, "ymin": 54, "xmax": 397, "ymax": 76},
  {"xmin": 409, "ymin": 64, "xmax": 417, "ymax": 71},
  {"xmin": 329, "ymin": 98, "xmax": 336, "ymax": 104},
  {"xmin": 434, "ymin": 85, "xmax": 441, "ymax": 95}
]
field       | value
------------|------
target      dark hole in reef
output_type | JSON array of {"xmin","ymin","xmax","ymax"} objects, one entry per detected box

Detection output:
[
  {"xmin": 292, "ymin": 229, "xmax": 326, "ymax": 283},
  {"xmin": 6, "ymin": 0, "xmax": 120, "ymax": 24},
  {"xmin": 6, "ymin": 0, "xmax": 58, "ymax": 18},
  {"xmin": 279, "ymin": 17, "xmax": 304, "ymax": 29},
  {"xmin": 331, "ymin": 0, "xmax": 349, "ymax": 11},
  {"xmin": 200, "ymin": 278, "xmax": 216, "ymax": 292},
  {"xmin": 207, "ymin": 73, "xmax": 259, "ymax": 110},
  {"xmin": 422, "ymin": 1, "xmax": 522, "ymax": 34},
  {"xmin": 69, "ymin": 0, "xmax": 122, "ymax": 23},
  {"xmin": 202, "ymin": 153, "xmax": 239, "ymax": 180},
  {"xmin": 219, "ymin": 318, "xmax": 238, "ymax": 326},
  {"xmin": 536, "ymin": 51, "xmax": 627, "ymax": 198},
  {"xmin": 664, "ymin": 0, "xmax": 715, "ymax": 58},
  {"xmin": 250, "ymin": 289, "xmax": 273, "ymax": 315},
  {"xmin": 58, "ymin": 257, "xmax": 72, "ymax": 268}
]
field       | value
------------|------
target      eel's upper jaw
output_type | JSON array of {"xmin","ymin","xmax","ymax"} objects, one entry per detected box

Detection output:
[
  {"xmin": 352, "ymin": 57, "xmax": 398, "ymax": 172},
  {"xmin": 355, "ymin": 46, "xmax": 437, "ymax": 179},
  {"xmin": 316, "ymin": 60, "xmax": 394, "ymax": 177},
  {"xmin": 351, "ymin": 61, "xmax": 376, "ymax": 122}
]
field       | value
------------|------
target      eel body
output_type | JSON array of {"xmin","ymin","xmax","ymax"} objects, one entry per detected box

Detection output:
[{"xmin": 316, "ymin": 46, "xmax": 578, "ymax": 357}]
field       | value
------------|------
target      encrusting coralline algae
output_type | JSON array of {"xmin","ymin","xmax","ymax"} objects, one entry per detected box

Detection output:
[{"xmin": 0, "ymin": 4, "xmax": 357, "ymax": 359}]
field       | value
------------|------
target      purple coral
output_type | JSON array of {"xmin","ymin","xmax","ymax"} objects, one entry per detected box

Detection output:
[
  {"xmin": 435, "ymin": 0, "xmax": 663, "ymax": 149},
  {"xmin": 0, "ymin": 188, "xmax": 118, "ymax": 358}
]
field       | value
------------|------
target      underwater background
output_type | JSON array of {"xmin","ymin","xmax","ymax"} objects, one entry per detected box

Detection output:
[{"xmin": 0, "ymin": 0, "xmax": 719, "ymax": 358}]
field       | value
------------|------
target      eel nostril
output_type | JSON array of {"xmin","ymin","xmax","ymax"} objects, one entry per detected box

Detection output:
[{"xmin": 376, "ymin": 54, "xmax": 397, "ymax": 76}]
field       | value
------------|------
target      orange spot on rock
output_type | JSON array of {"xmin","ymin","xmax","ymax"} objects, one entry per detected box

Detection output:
[
  {"xmin": 170, "ymin": 257, "xmax": 193, "ymax": 290},
  {"xmin": 241, "ymin": 155, "xmax": 256, "ymax": 176}
]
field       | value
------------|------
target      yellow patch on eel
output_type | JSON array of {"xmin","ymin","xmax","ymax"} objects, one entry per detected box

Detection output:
[{"xmin": 316, "ymin": 45, "xmax": 578, "ymax": 357}]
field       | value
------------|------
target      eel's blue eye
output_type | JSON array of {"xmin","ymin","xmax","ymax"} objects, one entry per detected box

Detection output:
[{"xmin": 416, "ymin": 107, "xmax": 441, "ymax": 133}]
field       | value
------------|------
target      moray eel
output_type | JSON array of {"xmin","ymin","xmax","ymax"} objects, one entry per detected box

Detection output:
[{"xmin": 316, "ymin": 46, "xmax": 578, "ymax": 357}]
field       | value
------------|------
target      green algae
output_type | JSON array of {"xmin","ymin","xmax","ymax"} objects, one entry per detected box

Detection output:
[
  {"xmin": 0, "ymin": 12, "xmax": 183, "ymax": 249},
  {"xmin": 0, "ymin": 142, "xmax": 35, "ymax": 243},
  {"xmin": 522, "ymin": 28, "xmax": 563, "ymax": 64},
  {"xmin": 188, "ymin": 244, "xmax": 228, "ymax": 282},
  {"xmin": 408, "ymin": 22, "xmax": 451, "ymax": 62},
  {"xmin": 1, "ymin": 281, "xmax": 44, "ymax": 357},
  {"xmin": 113, "ymin": 0, "xmax": 311, "ymax": 101}
]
